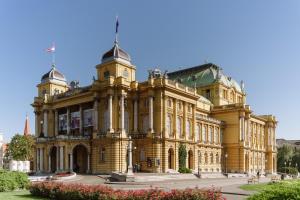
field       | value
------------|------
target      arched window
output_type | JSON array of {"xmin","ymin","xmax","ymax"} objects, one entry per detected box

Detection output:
[
  {"xmin": 210, "ymin": 153, "xmax": 214, "ymax": 164},
  {"xmin": 205, "ymin": 153, "xmax": 208, "ymax": 164},
  {"xmin": 214, "ymin": 127, "xmax": 219, "ymax": 144},
  {"xmin": 202, "ymin": 125, "xmax": 207, "ymax": 143},
  {"xmin": 166, "ymin": 114, "xmax": 172, "ymax": 137},
  {"xmin": 100, "ymin": 147, "xmax": 106, "ymax": 163},
  {"xmin": 186, "ymin": 120, "xmax": 191, "ymax": 139},
  {"xmin": 198, "ymin": 150, "xmax": 202, "ymax": 164},
  {"xmin": 208, "ymin": 126, "xmax": 212, "ymax": 143},
  {"xmin": 216, "ymin": 153, "xmax": 220, "ymax": 164},
  {"xmin": 195, "ymin": 124, "xmax": 200, "ymax": 141},
  {"xmin": 177, "ymin": 117, "xmax": 182, "ymax": 137}
]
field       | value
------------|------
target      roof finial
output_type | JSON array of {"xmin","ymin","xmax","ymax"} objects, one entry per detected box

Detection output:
[{"xmin": 114, "ymin": 15, "xmax": 119, "ymax": 45}]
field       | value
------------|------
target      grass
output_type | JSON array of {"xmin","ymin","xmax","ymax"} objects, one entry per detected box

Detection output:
[
  {"xmin": 0, "ymin": 190, "xmax": 47, "ymax": 200},
  {"xmin": 239, "ymin": 182, "xmax": 270, "ymax": 191}
]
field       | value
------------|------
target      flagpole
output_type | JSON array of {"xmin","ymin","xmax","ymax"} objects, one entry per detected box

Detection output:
[{"xmin": 115, "ymin": 15, "xmax": 119, "ymax": 44}]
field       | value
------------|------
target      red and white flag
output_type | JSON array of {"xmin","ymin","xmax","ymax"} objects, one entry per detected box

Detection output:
[{"xmin": 46, "ymin": 43, "xmax": 55, "ymax": 53}]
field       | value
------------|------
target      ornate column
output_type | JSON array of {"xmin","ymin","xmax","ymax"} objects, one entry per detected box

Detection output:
[
  {"xmin": 93, "ymin": 99, "xmax": 99, "ymax": 132},
  {"xmin": 87, "ymin": 154, "xmax": 90, "ymax": 173},
  {"xmin": 43, "ymin": 111, "xmax": 48, "ymax": 137},
  {"xmin": 56, "ymin": 147, "xmax": 59, "ymax": 172},
  {"xmin": 108, "ymin": 95, "xmax": 113, "ymax": 132},
  {"xmin": 148, "ymin": 96, "xmax": 154, "ymax": 133},
  {"xmin": 70, "ymin": 153, "xmax": 73, "ymax": 172},
  {"xmin": 127, "ymin": 136, "xmax": 133, "ymax": 175},
  {"xmin": 59, "ymin": 146, "xmax": 64, "ymax": 171},
  {"xmin": 54, "ymin": 110, "xmax": 58, "ymax": 136},
  {"xmin": 79, "ymin": 105, "xmax": 83, "ymax": 135},
  {"xmin": 36, "ymin": 148, "xmax": 40, "ymax": 172},
  {"xmin": 173, "ymin": 99, "xmax": 177, "ymax": 139},
  {"xmin": 133, "ymin": 98, "xmax": 138, "ymax": 133},
  {"xmin": 192, "ymin": 104, "xmax": 196, "ymax": 141},
  {"xmin": 67, "ymin": 108, "xmax": 70, "ymax": 135},
  {"xmin": 119, "ymin": 94, "xmax": 125, "ymax": 133},
  {"xmin": 35, "ymin": 111, "xmax": 39, "ymax": 137},
  {"xmin": 183, "ymin": 102, "xmax": 186, "ymax": 139},
  {"xmin": 48, "ymin": 154, "xmax": 51, "ymax": 173},
  {"xmin": 39, "ymin": 148, "xmax": 43, "ymax": 172}
]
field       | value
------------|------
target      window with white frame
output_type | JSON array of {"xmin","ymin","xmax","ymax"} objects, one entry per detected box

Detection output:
[
  {"xmin": 214, "ymin": 127, "xmax": 219, "ymax": 144},
  {"xmin": 202, "ymin": 125, "xmax": 207, "ymax": 143},
  {"xmin": 99, "ymin": 147, "xmax": 106, "ymax": 163},
  {"xmin": 177, "ymin": 116, "xmax": 182, "ymax": 136},
  {"xmin": 166, "ymin": 114, "xmax": 172, "ymax": 137},
  {"xmin": 208, "ymin": 126, "xmax": 213, "ymax": 143},
  {"xmin": 186, "ymin": 120, "xmax": 191, "ymax": 138},
  {"xmin": 195, "ymin": 124, "xmax": 200, "ymax": 141}
]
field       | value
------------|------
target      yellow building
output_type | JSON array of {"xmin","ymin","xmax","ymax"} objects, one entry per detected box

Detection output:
[{"xmin": 32, "ymin": 36, "xmax": 277, "ymax": 176}]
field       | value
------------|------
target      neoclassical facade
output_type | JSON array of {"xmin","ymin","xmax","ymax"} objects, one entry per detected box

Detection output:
[{"xmin": 32, "ymin": 37, "xmax": 277, "ymax": 175}]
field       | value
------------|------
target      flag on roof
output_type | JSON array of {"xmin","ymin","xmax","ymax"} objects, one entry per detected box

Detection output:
[{"xmin": 46, "ymin": 43, "xmax": 55, "ymax": 53}]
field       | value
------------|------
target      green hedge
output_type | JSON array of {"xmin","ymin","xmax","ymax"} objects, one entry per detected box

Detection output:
[
  {"xmin": 248, "ymin": 180, "xmax": 300, "ymax": 200},
  {"xmin": 0, "ymin": 170, "xmax": 29, "ymax": 192},
  {"xmin": 278, "ymin": 167, "xmax": 298, "ymax": 175},
  {"xmin": 178, "ymin": 167, "xmax": 192, "ymax": 173}
]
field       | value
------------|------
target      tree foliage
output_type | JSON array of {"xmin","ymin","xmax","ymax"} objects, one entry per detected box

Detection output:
[
  {"xmin": 7, "ymin": 134, "xmax": 35, "ymax": 161},
  {"xmin": 277, "ymin": 144, "xmax": 300, "ymax": 173},
  {"xmin": 178, "ymin": 143, "xmax": 187, "ymax": 169}
]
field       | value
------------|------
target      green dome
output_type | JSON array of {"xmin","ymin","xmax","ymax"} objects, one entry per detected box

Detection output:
[{"xmin": 168, "ymin": 63, "xmax": 242, "ymax": 93}]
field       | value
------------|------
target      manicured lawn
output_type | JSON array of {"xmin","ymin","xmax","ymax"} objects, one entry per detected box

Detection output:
[
  {"xmin": 239, "ymin": 182, "xmax": 270, "ymax": 191},
  {"xmin": 0, "ymin": 190, "xmax": 47, "ymax": 200}
]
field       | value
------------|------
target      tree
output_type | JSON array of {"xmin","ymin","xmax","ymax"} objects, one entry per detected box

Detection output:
[
  {"xmin": 277, "ymin": 144, "xmax": 295, "ymax": 172},
  {"xmin": 7, "ymin": 134, "xmax": 35, "ymax": 161},
  {"xmin": 178, "ymin": 143, "xmax": 187, "ymax": 169}
]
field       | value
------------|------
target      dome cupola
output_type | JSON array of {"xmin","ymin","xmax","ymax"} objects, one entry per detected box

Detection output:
[
  {"xmin": 41, "ymin": 65, "xmax": 67, "ymax": 84},
  {"xmin": 101, "ymin": 42, "xmax": 131, "ymax": 64}
]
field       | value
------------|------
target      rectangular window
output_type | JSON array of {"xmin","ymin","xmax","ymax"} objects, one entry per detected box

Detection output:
[
  {"xmin": 83, "ymin": 109, "xmax": 93, "ymax": 127},
  {"xmin": 71, "ymin": 111, "xmax": 80, "ymax": 129},
  {"xmin": 58, "ymin": 114, "xmax": 67, "ymax": 131}
]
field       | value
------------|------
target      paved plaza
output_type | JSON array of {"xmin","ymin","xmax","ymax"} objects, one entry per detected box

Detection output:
[{"xmin": 51, "ymin": 174, "xmax": 271, "ymax": 200}]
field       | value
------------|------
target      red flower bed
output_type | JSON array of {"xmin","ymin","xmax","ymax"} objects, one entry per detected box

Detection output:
[{"xmin": 29, "ymin": 182, "xmax": 226, "ymax": 200}]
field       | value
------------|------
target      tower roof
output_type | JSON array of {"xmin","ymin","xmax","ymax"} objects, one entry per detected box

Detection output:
[
  {"xmin": 41, "ymin": 65, "xmax": 67, "ymax": 84},
  {"xmin": 168, "ymin": 63, "xmax": 243, "ymax": 93},
  {"xmin": 101, "ymin": 42, "xmax": 131, "ymax": 64},
  {"xmin": 23, "ymin": 115, "xmax": 31, "ymax": 136}
]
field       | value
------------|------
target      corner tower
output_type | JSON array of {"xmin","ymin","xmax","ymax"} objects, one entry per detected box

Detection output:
[
  {"xmin": 37, "ymin": 65, "xmax": 68, "ymax": 98},
  {"xmin": 96, "ymin": 19, "xmax": 136, "ymax": 82}
]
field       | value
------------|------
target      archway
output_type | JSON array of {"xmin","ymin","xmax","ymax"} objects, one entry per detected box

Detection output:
[
  {"xmin": 73, "ymin": 145, "xmax": 88, "ymax": 173},
  {"xmin": 168, "ymin": 148, "xmax": 175, "ymax": 169},
  {"xmin": 50, "ymin": 146, "xmax": 57, "ymax": 173},
  {"xmin": 188, "ymin": 150, "xmax": 194, "ymax": 169}
]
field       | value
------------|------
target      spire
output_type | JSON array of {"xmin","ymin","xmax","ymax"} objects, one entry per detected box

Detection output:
[
  {"xmin": 23, "ymin": 114, "xmax": 31, "ymax": 136},
  {"xmin": 114, "ymin": 15, "xmax": 119, "ymax": 44}
]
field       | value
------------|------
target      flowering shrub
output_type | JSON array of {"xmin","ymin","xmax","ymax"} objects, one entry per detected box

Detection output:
[{"xmin": 29, "ymin": 182, "xmax": 225, "ymax": 200}]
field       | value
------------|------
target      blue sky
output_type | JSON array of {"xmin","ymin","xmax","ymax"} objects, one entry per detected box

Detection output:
[{"xmin": 0, "ymin": 0, "xmax": 299, "ymax": 142}]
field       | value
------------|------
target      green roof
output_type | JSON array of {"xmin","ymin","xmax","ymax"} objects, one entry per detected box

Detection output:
[{"xmin": 168, "ymin": 63, "xmax": 242, "ymax": 93}]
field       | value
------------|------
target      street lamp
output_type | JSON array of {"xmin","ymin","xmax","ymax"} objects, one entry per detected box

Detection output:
[
  {"xmin": 284, "ymin": 161, "xmax": 287, "ymax": 174},
  {"xmin": 225, "ymin": 153, "xmax": 228, "ymax": 175},
  {"xmin": 40, "ymin": 120, "xmax": 44, "ymax": 137}
]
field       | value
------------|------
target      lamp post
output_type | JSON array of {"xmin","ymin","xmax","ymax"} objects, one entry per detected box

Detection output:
[
  {"xmin": 225, "ymin": 153, "xmax": 228, "ymax": 175},
  {"xmin": 40, "ymin": 120, "xmax": 44, "ymax": 137},
  {"xmin": 284, "ymin": 161, "xmax": 287, "ymax": 174}
]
